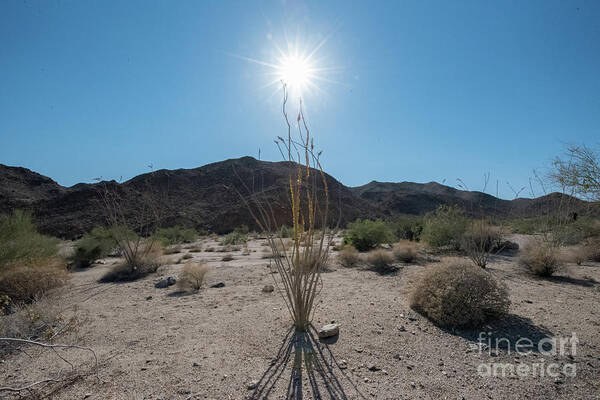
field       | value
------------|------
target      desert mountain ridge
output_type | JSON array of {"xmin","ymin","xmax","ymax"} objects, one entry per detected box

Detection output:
[{"xmin": 0, "ymin": 156, "xmax": 595, "ymax": 239}]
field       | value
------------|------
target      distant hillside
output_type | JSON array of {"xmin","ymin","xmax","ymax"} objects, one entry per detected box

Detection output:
[
  {"xmin": 351, "ymin": 181, "xmax": 595, "ymax": 219},
  {"xmin": 0, "ymin": 158, "xmax": 595, "ymax": 239}
]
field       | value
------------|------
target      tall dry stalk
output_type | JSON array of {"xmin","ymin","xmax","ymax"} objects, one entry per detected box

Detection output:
[
  {"xmin": 96, "ymin": 175, "xmax": 167, "ymax": 275},
  {"xmin": 241, "ymin": 83, "xmax": 333, "ymax": 332}
]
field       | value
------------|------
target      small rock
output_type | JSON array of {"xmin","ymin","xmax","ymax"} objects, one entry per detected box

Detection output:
[
  {"xmin": 84, "ymin": 394, "xmax": 92, "ymax": 399},
  {"xmin": 192, "ymin": 362, "xmax": 199, "ymax": 367},
  {"xmin": 317, "ymin": 323, "xmax": 339, "ymax": 338},
  {"xmin": 397, "ymin": 325, "xmax": 406, "ymax": 332},
  {"xmin": 339, "ymin": 359, "xmax": 348, "ymax": 370},
  {"xmin": 247, "ymin": 380, "xmax": 259, "ymax": 390},
  {"xmin": 210, "ymin": 281, "xmax": 225, "ymax": 288},
  {"xmin": 367, "ymin": 363, "xmax": 380, "ymax": 372},
  {"xmin": 155, "ymin": 276, "xmax": 176, "ymax": 288},
  {"xmin": 262, "ymin": 285, "xmax": 274, "ymax": 293},
  {"xmin": 145, "ymin": 296, "xmax": 152, "ymax": 300},
  {"xmin": 393, "ymin": 354, "xmax": 401, "ymax": 360}
]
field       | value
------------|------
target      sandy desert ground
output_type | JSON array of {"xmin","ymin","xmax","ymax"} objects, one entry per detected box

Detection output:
[{"xmin": 1, "ymin": 235, "xmax": 600, "ymax": 399}]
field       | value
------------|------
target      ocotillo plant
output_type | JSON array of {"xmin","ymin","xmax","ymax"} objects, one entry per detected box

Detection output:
[{"xmin": 242, "ymin": 83, "xmax": 332, "ymax": 332}]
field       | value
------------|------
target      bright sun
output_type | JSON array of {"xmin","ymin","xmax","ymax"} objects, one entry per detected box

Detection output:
[{"xmin": 277, "ymin": 55, "xmax": 313, "ymax": 92}]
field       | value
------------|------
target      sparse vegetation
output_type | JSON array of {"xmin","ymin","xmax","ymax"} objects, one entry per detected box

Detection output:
[
  {"xmin": 343, "ymin": 219, "xmax": 394, "ymax": 252},
  {"xmin": 366, "ymin": 249, "xmax": 395, "ymax": 273},
  {"xmin": 163, "ymin": 245, "xmax": 182, "ymax": 255},
  {"xmin": 71, "ymin": 226, "xmax": 117, "ymax": 268},
  {"xmin": 154, "ymin": 226, "xmax": 197, "ymax": 246},
  {"xmin": 188, "ymin": 245, "xmax": 202, "ymax": 253},
  {"xmin": 0, "ymin": 211, "xmax": 68, "ymax": 304},
  {"xmin": 421, "ymin": 205, "xmax": 467, "ymax": 250},
  {"xmin": 177, "ymin": 263, "xmax": 209, "ymax": 292},
  {"xmin": 100, "ymin": 241, "xmax": 163, "ymax": 282},
  {"xmin": 461, "ymin": 221, "xmax": 503, "ymax": 268},
  {"xmin": 388, "ymin": 215, "xmax": 424, "ymax": 242},
  {"xmin": 393, "ymin": 241, "xmax": 418, "ymax": 263},
  {"xmin": 221, "ymin": 228, "xmax": 248, "ymax": 245},
  {"xmin": 410, "ymin": 261, "xmax": 510, "ymax": 328},
  {"xmin": 338, "ymin": 245, "xmax": 360, "ymax": 267},
  {"xmin": 0, "ymin": 296, "xmax": 63, "ymax": 340},
  {"xmin": 519, "ymin": 239, "xmax": 562, "ymax": 277}
]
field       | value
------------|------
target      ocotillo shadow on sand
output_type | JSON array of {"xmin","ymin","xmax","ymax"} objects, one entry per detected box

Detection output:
[{"xmin": 249, "ymin": 326, "xmax": 367, "ymax": 399}]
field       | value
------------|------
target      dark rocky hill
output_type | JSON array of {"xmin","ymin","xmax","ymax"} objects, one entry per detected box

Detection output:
[{"xmin": 0, "ymin": 158, "xmax": 595, "ymax": 239}]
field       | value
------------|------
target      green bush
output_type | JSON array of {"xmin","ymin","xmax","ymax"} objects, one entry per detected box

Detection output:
[
  {"xmin": 553, "ymin": 217, "xmax": 600, "ymax": 245},
  {"xmin": 0, "ymin": 210, "xmax": 67, "ymax": 303},
  {"xmin": 221, "ymin": 228, "xmax": 248, "ymax": 245},
  {"xmin": 343, "ymin": 219, "xmax": 395, "ymax": 252},
  {"xmin": 154, "ymin": 226, "xmax": 198, "ymax": 246},
  {"xmin": 410, "ymin": 261, "xmax": 510, "ymax": 328},
  {"xmin": 388, "ymin": 215, "xmax": 424, "ymax": 242},
  {"xmin": 278, "ymin": 225, "xmax": 293, "ymax": 238},
  {"xmin": 421, "ymin": 205, "xmax": 467, "ymax": 250},
  {"xmin": 0, "ymin": 210, "xmax": 59, "ymax": 267},
  {"xmin": 71, "ymin": 226, "xmax": 117, "ymax": 268}
]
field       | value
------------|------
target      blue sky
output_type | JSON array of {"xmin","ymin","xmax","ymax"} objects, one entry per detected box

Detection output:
[{"xmin": 1, "ymin": 0, "xmax": 599, "ymax": 199}]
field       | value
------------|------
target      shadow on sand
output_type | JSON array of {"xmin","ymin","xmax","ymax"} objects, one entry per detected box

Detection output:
[
  {"xmin": 249, "ymin": 326, "xmax": 366, "ymax": 400},
  {"xmin": 449, "ymin": 314, "xmax": 554, "ymax": 354}
]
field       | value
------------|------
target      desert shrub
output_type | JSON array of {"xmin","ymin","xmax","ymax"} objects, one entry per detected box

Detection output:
[
  {"xmin": 0, "ymin": 210, "xmax": 59, "ymax": 267},
  {"xmin": 0, "ymin": 211, "xmax": 67, "ymax": 303},
  {"xmin": 366, "ymin": 250, "xmax": 395, "ymax": 273},
  {"xmin": 338, "ymin": 245, "xmax": 360, "ymax": 267},
  {"xmin": 279, "ymin": 225, "xmax": 293, "ymax": 238},
  {"xmin": 71, "ymin": 226, "xmax": 116, "ymax": 268},
  {"xmin": 343, "ymin": 219, "xmax": 395, "ymax": 252},
  {"xmin": 393, "ymin": 241, "xmax": 418, "ymax": 263},
  {"xmin": 410, "ymin": 261, "xmax": 510, "ymax": 328},
  {"xmin": 0, "ymin": 297, "xmax": 62, "ymax": 340},
  {"xmin": 519, "ymin": 239, "xmax": 562, "ymax": 277},
  {"xmin": 205, "ymin": 246, "xmax": 215, "ymax": 252},
  {"xmin": 177, "ymin": 263, "xmax": 209, "ymax": 292},
  {"xmin": 0, "ymin": 259, "xmax": 69, "ymax": 304},
  {"xmin": 163, "ymin": 245, "xmax": 182, "ymax": 255},
  {"xmin": 154, "ymin": 226, "xmax": 197, "ymax": 246},
  {"xmin": 100, "ymin": 241, "xmax": 163, "ymax": 282},
  {"xmin": 581, "ymin": 237, "xmax": 600, "ymax": 262},
  {"xmin": 461, "ymin": 221, "xmax": 503, "ymax": 268},
  {"xmin": 388, "ymin": 215, "xmax": 424, "ymax": 242},
  {"xmin": 553, "ymin": 217, "xmax": 600, "ymax": 246},
  {"xmin": 188, "ymin": 245, "xmax": 202, "ymax": 253},
  {"xmin": 221, "ymin": 230, "xmax": 248, "ymax": 246},
  {"xmin": 421, "ymin": 205, "xmax": 468, "ymax": 250},
  {"xmin": 181, "ymin": 253, "xmax": 193, "ymax": 260},
  {"xmin": 564, "ymin": 247, "xmax": 586, "ymax": 266}
]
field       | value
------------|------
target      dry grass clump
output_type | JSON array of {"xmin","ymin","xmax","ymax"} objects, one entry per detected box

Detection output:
[
  {"xmin": 393, "ymin": 241, "xmax": 419, "ymax": 263},
  {"xmin": 177, "ymin": 263, "xmax": 209, "ymax": 292},
  {"xmin": 163, "ymin": 245, "xmax": 182, "ymax": 255},
  {"xmin": 0, "ymin": 210, "xmax": 68, "ymax": 304},
  {"xmin": 410, "ymin": 261, "xmax": 510, "ymax": 328},
  {"xmin": 0, "ymin": 258, "xmax": 69, "ymax": 304},
  {"xmin": 366, "ymin": 249, "xmax": 396, "ymax": 274},
  {"xmin": 461, "ymin": 221, "xmax": 503, "ymax": 268},
  {"xmin": 582, "ymin": 237, "xmax": 600, "ymax": 262},
  {"xmin": 0, "ymin": 296, "xmax": 63, "ymax": 340},
  {"xmin": 188, "ymin": 245, "xmax": 203, "ymax": 253},
  {"xmin": 205, "ymin": 246, "xmax": 215, "ymax": 252},
  {"xmin": 519, "ymin": 239, "xmax": 562, "ymax": 277},
  {"xmin": 338, "ymin": 246, "xmax": 360, "ymax": 267},
  {"xmin": 100, "ymin": 241, "xmax": 163, "ymax": 282}
]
